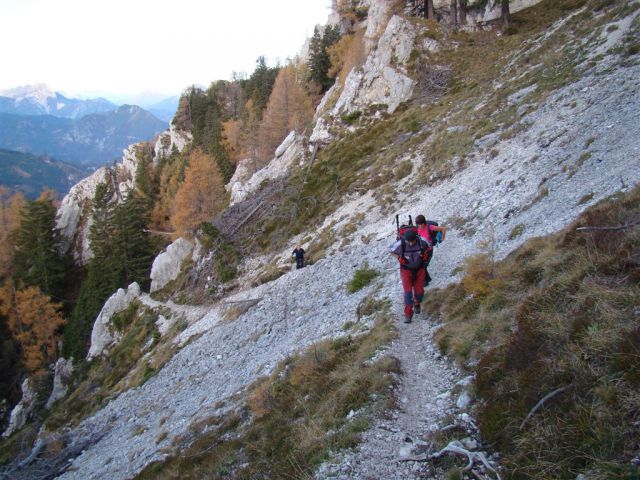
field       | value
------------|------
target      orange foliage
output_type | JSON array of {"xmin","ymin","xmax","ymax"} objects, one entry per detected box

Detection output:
[
  {"xmin": 328, "ymin": 29, "xmax": 366, "ymax": 84},
  {"xmin": 0, "ymin": 189, "xmax": 26, "ymax": 280},
  {"xmin": 222, "ymin": 119, "xmax": 243, "ymax": 163},
  {"xmin": 0, "ymin": 283, "xmax": 65, "ymax": 372},
  {"xmin": 170, "ymin": 149, "xmax": 226, "ymax": 237},
  {"xmin": 255, "ymin": 62, "xmax": 314, "ymax": 166}
]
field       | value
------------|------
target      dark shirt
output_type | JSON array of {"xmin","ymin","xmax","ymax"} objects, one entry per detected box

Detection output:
[{"xmin": 292, "ymin": 248, "xmax": 305, "ymax": 260}]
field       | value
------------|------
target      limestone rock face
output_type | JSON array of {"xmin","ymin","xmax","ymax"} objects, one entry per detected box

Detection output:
[
  {"xmin": 228, "ymin": 131, "xmax": 305, "ymax": 206},
  {"xmin": 45, "ymin": 358, "xmax": 74, "ymax": 409},
  {"xmin": 2, "ymin": 378, "xmax": 36, "ymax": 438},
  {"xmin": 150, "ymin": 238, "xmax": 194, "ymax": 293},
  {"xmin": 310, "ymin": 14, "xmax": 420, "ymax": 145},
  {"xmin": 432, "ymin": 0, "xmax": 542, "ymax": 25},
  {"xmin": 56, "ymin": 167, "xmax": 109, "ymax": 264},
  {"xmin": 56, "ymin": 144, "xmax": 140, "ymax": 265},
  {"xmin": 87, "ymin": 282, "xmax": 141, "ymax": 360},
  {"xmin": 153, "ymin": 123, "xmax": 192, "ymax": 163},
  {"xmin": 336, "ymin": 15, "xmax": 417, "ymax": 115}
]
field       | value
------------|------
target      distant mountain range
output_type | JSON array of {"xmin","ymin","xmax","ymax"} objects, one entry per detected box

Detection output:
[
  {"xmin": 0, "ymin": 105, "xmax": 168, "ymax": 166},
  {"xmin": 0, "ymin": 84, "xmax": 180, "ymax": 123},
  {"xmin": 146, "ymin": 95, "xmax": 180, "ymax": 122},
  {"xmin": 0, "ymin": 84, "xmax": 117, "ymax": 119},
  {"xmin": 0, "ymin": 149, "xmax": 90, "ymax": 199}
]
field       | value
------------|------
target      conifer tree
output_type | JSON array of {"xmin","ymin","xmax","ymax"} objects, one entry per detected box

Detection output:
[
  {"xmin": 112, "ymin": 192, "xmax": 154, "ymax": 288},
  {"xmin": 307, "ymin": 25, "xmax": 341, "ymax": 93},
  {"xmin": 12, "ymin": 194, "xmax": 66, "ymax": 299}
]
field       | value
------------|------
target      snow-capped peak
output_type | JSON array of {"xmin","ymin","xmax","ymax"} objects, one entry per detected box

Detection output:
[{"xmin": 0, "ymin": 83, "xmax": 56, "ymax": 107}]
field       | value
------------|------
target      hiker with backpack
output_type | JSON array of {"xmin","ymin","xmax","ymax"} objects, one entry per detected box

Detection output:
[
  {"xmin": 415, "ymin": 214, "xmax": 447, "ymax": 286},
  {"xmin": 292, "ymin": 245, "xmax": 305, "ymax": 269},
  {"xmin": 389, "ymin": 216, "xmax": 431, "ymax": 323}
]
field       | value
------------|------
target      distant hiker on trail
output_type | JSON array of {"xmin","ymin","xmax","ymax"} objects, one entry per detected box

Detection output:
[
  {"xmin": 415, "ymin": 214, "xmax": 447, "ymax": 286},
  {"xmin": 389, "ymin": 229, "xmax": 430, "ymax": 323},
  {"xmin": 292, "ymin": 245, "xmax": 305, "ymax": 269}
]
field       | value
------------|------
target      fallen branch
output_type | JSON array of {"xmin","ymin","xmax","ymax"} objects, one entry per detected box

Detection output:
[
  {"xmin": 519, "ymin": 385, "xmax": 571, "ymax": 431},
  {"xmin": 576, "ymin": 220, "xmax": 640, "ymax": 232},
  {"xmin": 431, "ymin": 441, "xmax": 501, "ymax": 480},
  {"xmin": 398, "ymin": 440, "xmax": 501, "ymax": 480}
]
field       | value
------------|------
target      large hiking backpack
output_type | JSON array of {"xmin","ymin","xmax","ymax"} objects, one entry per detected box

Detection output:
[
  {"xmin": 395, "ymin": 215, "xmax": 427, "ymax": 260},
  {"xmin": 395, "ymin": 214, "xmax": 418, "ymax": 241}
]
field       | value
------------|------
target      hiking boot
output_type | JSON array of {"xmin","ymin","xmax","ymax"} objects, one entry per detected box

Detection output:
[
  {"xmin": 413, "ymin": 304, "xmax": 421, "ymax": 315},
  {"xmin": 404, "ymin": 313, "xmax": 413, "ymax": 323}
]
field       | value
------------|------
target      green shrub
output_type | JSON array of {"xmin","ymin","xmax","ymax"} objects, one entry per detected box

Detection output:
[{"xmin": 347, "ymin": 262, "xmax": 380, "ymax": 293}]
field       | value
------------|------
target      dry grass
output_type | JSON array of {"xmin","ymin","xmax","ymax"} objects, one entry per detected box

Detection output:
[
  {"xmin": 135, "ymin": 306, "xmax": 399, "ymax": 480},
  {"xmin": 425, "ymin": 186, "xmax": 640, "ymax": 479}
]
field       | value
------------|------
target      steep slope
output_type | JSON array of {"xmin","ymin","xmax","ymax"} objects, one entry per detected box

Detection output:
[{"xmin": 3, "ymin": 1, "xmax": 639, "ymax": 479}]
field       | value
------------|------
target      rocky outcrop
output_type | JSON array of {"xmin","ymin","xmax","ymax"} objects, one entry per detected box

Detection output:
[
  {"xmin": 87, "ymin": 283, "xmax": 141, "ymax": 360},
  {"xmin": 2, "ymin": 378, "xmax": 36, "ymax": 438},
  {"xmin": 432, "ymin": 0, "xmax": 542, "ymax": 25},
  {"xmin": 227, "ymin": 131, "xmax": 305, "ymax": 206},
  {"xmin": 45, "ymin": 358, "xmax": 74, "ymax": 409},
  {"xmin": 149, "ymin": 238, "xmax": 194, "ymax": 293},
  {"xmin": 56, "ymin": 144, "xmax": 140, "ymax": 264},
  {"xmin": 153, "ymin": 123, "xmax": 192, "ymax": 163},
  {"xmin": 311, "ymin": 14, "xmax": 423, "ymax": 144}
]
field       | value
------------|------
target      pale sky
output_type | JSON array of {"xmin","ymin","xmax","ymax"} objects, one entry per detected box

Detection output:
[{"xmin": 0, "ymin": 0, "xmax": 332, "ymax": 101}]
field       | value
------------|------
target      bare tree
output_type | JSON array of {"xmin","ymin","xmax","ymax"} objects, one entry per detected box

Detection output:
[
  {"xmin": 450, "ymin": 0, "xmax": 457, "ymax": 27},
  {"xmin": 459, "ymin": 0, "xmax": 467, "ymax": 25},
  {"xmin": 501, "ymin": 0, "xmax": 511, "ymax": 26},
  {"xmin": 423, "ymin": 0, "xmax": 435, "ymax": 20}
]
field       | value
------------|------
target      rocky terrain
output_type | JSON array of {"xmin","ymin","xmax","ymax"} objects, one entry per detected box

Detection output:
[{"xmin": 3, "ymin": 0, "xmax": 640, "ymax": 478}]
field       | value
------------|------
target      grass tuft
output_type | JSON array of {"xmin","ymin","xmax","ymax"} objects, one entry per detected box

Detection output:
[{"xmin": 425, "ymin": 186, "xmax": 640, "ymax": 479}]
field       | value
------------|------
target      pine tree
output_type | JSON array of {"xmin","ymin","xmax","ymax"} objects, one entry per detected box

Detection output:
[
  {"xmin": 112, "ymin": 192, "xmax": 154, "ymax": 288},
  {"xmin": 12, "ymin": 195, "xmax": 66, "ymax": 298},
  {"xmin": 307, "ymin": 25, "xmax": 341, "ymax": 93}
]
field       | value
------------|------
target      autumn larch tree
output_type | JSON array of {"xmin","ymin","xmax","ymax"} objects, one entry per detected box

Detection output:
[
  {"xmin": 0, "ymin": 188, "xmax": 26, "ymax": 281},
  {"xmin": 256, "ymin": 62, "xmax": 314, "ymax": 166},
  {"xmin": 171, "ymin": 149, "xmax": 226, "ymax": 237},
  {"xmin": 0, "ymin": 284, "xmax": 65, "ymax": 373}
]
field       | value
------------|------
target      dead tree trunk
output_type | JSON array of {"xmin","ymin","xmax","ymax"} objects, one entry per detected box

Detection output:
[
  {"xmin": 424, "ymin": 0, "xmax": 435, "ymax": 20},
  {"xmin": 450, "ymin": 0, "xmax": 458, "ymax": 27},
  {"xmin": 459, "ymin": 0, "xmax": 467, "ymax": 25},
  {"xmin": 501, "ymin": 0, "xmax": 511, "ymax": 26}
]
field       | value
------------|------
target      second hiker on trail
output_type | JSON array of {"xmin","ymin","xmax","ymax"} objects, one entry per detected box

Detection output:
[
  {"xmin": 389, "ymin": 229, "xmax": 430, "ymax": 323},
  {"xmin": 292, "ymin": 245, "xmax": 305, "ymax": 269}
]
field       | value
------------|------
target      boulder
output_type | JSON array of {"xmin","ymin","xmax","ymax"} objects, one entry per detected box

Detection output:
[
  {"xmin": 45, "ymin": 358, "xmax": 74, "ymax": 409},
  {"xmin": 87, "ymin": 282, "xmax": 141, "ymax": 360},
  {"xmin": 150, "ymin": 238, "xmax": 194, "ymax": 293},
  {"xmin": 2, "ymin": 378, "xmax": 36, "ymax": 438}
]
